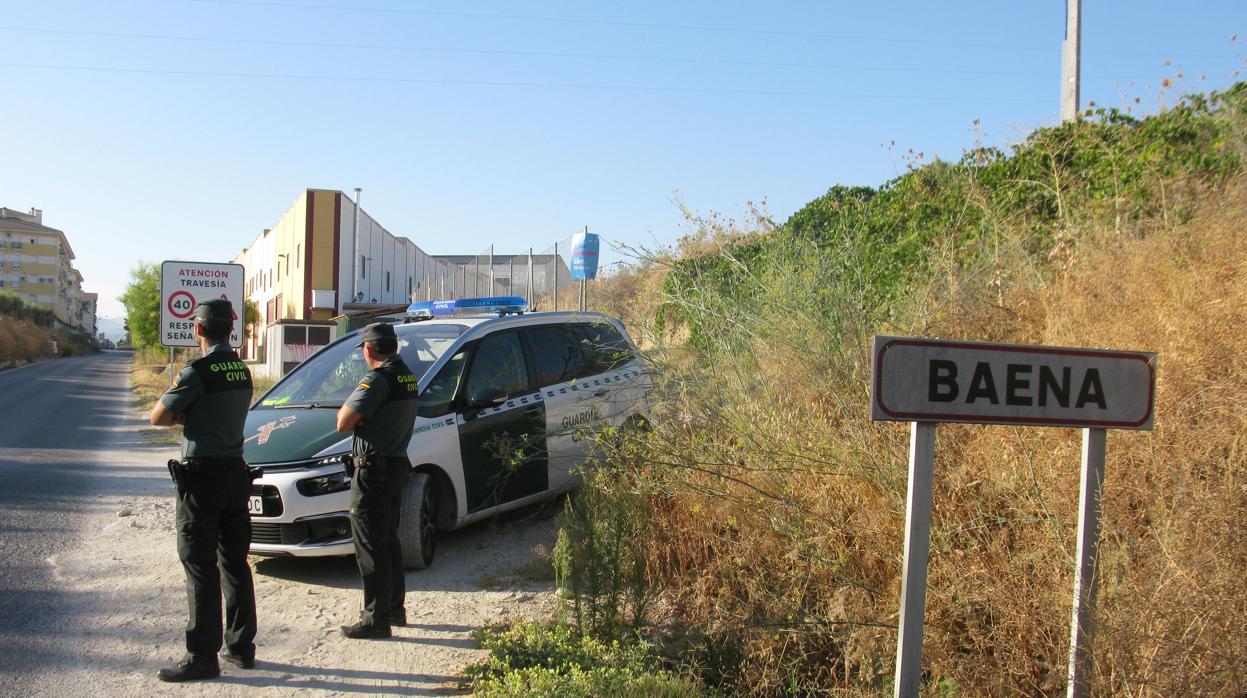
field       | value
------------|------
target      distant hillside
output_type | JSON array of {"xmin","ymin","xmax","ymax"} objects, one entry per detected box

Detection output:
[{"xmin": 96, "ymin": 316, "xmax": 127, "ymax": 342}]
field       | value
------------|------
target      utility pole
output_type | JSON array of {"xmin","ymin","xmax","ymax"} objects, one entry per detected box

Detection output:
[
  {"xmin": 351, "ymin": 187, "xmax": 361, "ymax": 305},
  {"xmin": 1061, "ymin": 0, "xmax": 1082, "ymax": 122}
]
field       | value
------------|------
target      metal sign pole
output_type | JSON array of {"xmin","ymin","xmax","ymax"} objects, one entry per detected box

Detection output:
[
  {"xmin": 1067, "ymin": 427, "xmax": 1106, "ymax": 697},
  {"xmin": 168, "ymin": 347, "xmax": 175, "ymax": 387},
  {"xmin": 894, "ymin": 421, "xmax": 936, "ymax": 698}
]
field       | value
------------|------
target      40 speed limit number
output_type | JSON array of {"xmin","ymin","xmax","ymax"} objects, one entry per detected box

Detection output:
[{"xmin": 167, "ymin": 290, "xmax": 196, "ymax": 319}]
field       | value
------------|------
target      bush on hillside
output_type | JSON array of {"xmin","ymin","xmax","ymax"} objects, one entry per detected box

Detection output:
[
  {"xmin": 0, "ymin": 293, "xmax": 94, "ymax": 364},
  {"xmin": 566, "ymin": 84, "xmax": 1247, "ymax": 695}
]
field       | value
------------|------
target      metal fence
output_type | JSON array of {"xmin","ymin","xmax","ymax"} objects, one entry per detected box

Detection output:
[{"xmin": 422, "ymin": 245, "xmax": 575, "ymax": 311}]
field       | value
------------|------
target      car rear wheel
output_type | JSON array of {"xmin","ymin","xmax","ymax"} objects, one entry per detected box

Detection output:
[{"xmin": 399, "ymin": 473, "xmax": 436, "ymax": 570}]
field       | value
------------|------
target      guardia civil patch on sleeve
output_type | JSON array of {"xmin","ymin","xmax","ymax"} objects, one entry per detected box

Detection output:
[{"xmin": 357, "ymin": 382, "xmax": 370, "ymax": 389}]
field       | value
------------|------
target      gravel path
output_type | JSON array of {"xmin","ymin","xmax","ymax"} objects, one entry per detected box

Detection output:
[{"xmin": 7, "ymin": 353, "xmax": 560, "ymax": 696}]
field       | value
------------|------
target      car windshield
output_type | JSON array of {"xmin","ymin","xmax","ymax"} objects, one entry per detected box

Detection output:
[{"xmin": 255, "ymin": 323, "xmax": 468, "ymax": 408}]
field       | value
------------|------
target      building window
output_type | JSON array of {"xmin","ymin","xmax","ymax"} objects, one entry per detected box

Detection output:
[
  {"xmin": 360, "ymin": 255, "xmax": 366, "ymax": 279},
  {"xmin": 407, "ymin": 277, "xmax": 412, "ymax": 296},
  {"xmin": 11, "ymin": 241, "xmax": 20, "ymax": 250},
  {"xmin": 385, "ymin": 271, "xmax": 390, "ymax": 292},
  {"xmin": 296, "ymin": 244, "xmax": 301, "ymax": 266}
]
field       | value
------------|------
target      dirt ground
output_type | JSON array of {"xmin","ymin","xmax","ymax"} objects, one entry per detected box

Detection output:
[{"xmin": 45, "ymin": 419, "xmax": 561, "ymax": 696}]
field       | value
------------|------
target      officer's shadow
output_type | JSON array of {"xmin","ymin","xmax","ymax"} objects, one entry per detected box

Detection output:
[{"xmin": 216, "ymin": 660, "xmax": 470, "ymax": 695}]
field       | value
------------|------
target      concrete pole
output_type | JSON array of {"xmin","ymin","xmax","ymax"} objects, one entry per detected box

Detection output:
[
  {"xmin": 894, "ymin": 421, "xmax": 936, "ymax": 698},
  {"xmin": 1061, "ymin": 0, "xmax": 1081, "ymax": 122},
  {"xmin": 1067, "ymin": 428, "xmax": 1107, "ymax": 697},
  {"xmin": 553, "ymin": 242, "xmax": 559, "ymax": 311},
  {"xmin": 489, "ymin": 244, "xmax": 494, "ymax": 297},
  {"xmin": 528, "ymin": 248, "xmax": 534, "ymax": 308},
  {"xmin": 351, "ymin": 188, "xmax": 361, "ymax": 305}
]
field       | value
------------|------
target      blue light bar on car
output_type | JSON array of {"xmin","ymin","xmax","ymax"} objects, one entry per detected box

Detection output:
[
  {"xmin": 406, "ymin": 299, "xmax": 457, "ymax": 318},
  {"xmin": 407, "ymin": 296, "xmax": 528, "ymax": 318}
]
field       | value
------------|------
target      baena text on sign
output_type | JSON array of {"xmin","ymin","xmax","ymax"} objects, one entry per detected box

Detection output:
[{"xmin": 927, "ymin": 360, "xmax": 1106, "ymax": 409}]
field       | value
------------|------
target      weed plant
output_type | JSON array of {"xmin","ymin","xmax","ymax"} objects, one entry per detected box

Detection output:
[{"xmin": 570, "ymin": 84, "xmax": 1247, "ymax": 695}]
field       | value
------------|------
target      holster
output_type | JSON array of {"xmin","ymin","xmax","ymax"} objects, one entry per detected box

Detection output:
[
  {"xmin": 353, "ymin": 452, "xmax": 384, "ymax": 484},
  {"xmin": 166, "ymin": 459, "xmax": 182, "ymax": 488}
]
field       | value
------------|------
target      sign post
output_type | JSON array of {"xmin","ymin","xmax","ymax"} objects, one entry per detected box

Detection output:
[
  {"xmin": 870, "ymin": 336, "xmax": 1155, "ymax": 698},
  {"xmin": 1067, "ymin": 427, "xmax": 1105, "ymax": 698},
  {"xmin": 160, "ymin": 260, "xmax": 245, "ymax": 350},
  {"xmin": 894, "ymin": 421, "xmax": 936, "ymax": 697},
  {"xmin": 570, "ymin": 229, "xmax": 600, "ymax": 312}
]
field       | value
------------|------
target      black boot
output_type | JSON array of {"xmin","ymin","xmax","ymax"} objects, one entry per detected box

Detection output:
[
  {"xmin": 341, "ymin": 619, "xmax": 391, "ymax": 639},
  {"xmin": 221, "ymin": 649, "xmax": 256, "ymax": 669},
  {"xmin": 388, "ymin": 607, "xmax": 407, "ymax": 627},
  {"xmin": 157, "ymin": 656, "xmax": 220, "ymax": 682}
]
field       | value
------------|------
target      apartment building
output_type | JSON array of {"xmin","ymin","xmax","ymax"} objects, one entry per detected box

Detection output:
[{"xmin": 0, "ymin": 207, "xmax": 97, "ymax": 334}]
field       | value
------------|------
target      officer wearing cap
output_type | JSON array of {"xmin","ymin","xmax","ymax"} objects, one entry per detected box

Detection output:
[
  {"xmin": 150, "ymin": 299, "xmax": 257, "ymax": 681},
  {"xmin": 335, "ymin": 322, "xmax": 419, "ymax": 639}
]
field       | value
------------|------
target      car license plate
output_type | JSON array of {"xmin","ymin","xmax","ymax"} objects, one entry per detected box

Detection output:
[{"xmin": 247, "ymin": 495, "xmax": 264, "ymax": 515}]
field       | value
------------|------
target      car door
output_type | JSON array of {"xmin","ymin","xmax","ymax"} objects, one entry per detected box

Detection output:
[
  {"xmin": 570, "ymin": 321, "xmax": 638, "ymax": 428},
  {"xmin": 455, "ymin": 330, "xmax": 549, "ymax": 513},
  {"xmin": 522, "ymin": 323, "xmax": 588, "ymax": 491}
]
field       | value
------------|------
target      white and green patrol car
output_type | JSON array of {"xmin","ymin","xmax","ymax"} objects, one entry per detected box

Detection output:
[{"xmin": 242, "ymin": 297, "xmax": 651, "ymax": 569}]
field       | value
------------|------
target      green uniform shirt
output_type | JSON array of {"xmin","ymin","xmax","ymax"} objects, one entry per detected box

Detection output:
[
  {"xmin": 343, "ymin": 355, "xmax": 419, "ymax": 460},
  {"xmin": 161, "ymin": 344, "xmax": 254, "ymax": 458}
]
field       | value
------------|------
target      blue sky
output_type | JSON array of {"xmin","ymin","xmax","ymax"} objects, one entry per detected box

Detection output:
[{"xmin": 1, "ymin": 1, "xmax": 1242, "ymax": 317}]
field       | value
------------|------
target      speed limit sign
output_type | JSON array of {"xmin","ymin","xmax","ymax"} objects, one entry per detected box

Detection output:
[
  {"xmin": 167, "ymin": 290, "xmax": 196, "ymax": 319},
  {"xmin": 160, "ymin": 261, "xmax": 245, "ymax": 348}
]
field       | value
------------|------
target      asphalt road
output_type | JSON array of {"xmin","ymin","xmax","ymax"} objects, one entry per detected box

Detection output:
[{"xmin": 0, "ymin": 352, "xmax": 168, "ymax": 695}]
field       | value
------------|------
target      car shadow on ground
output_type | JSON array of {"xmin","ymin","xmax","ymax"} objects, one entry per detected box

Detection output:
[{"xmin": 252, "ymin": 496, "xmax": 566, "ymax": 592}]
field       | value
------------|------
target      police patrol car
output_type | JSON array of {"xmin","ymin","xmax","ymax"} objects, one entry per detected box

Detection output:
[{"xmin": 242, "ymin": 297, "xmax": 651, "ymax": 569}]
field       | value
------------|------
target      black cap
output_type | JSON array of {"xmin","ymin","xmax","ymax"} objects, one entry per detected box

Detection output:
[
  {"xmin": 356, "ymin": 322, "xmax": 397, "ymax": 347},
  {"xmin": 193, "ymin": 299, "xmax": 234, "ymax": 323}
]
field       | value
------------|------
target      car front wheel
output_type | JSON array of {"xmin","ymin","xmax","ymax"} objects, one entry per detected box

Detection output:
[{"xmin": 399, "ymin": 472, "xmax": 436, "ymax": 570}]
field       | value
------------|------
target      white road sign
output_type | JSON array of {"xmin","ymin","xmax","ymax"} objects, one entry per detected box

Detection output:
[
  {"xmin": 160, "ymin": 261, "xmax": 245, "ymax": 348},
  {"xmin": 871, "ymin": 336, "xmax": 1155, "ymax": 430}
]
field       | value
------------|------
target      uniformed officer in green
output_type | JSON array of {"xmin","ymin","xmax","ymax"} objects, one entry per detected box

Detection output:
[
  {"xmin": 336, "ymin": 322, "xmax": 419, "ymax": 639},
  {"xmin": 150, "ymin": 299, "xmax": 257, "ymax": 681}
]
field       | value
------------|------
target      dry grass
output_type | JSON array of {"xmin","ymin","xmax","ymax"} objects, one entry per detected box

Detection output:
[
  {"xmin": 591, "ymin": 184, "xmax": 1247, "ymax": 695},
  {"xmin": 0, "ymin": 317, "xmax": 55, "ymax": 365}
]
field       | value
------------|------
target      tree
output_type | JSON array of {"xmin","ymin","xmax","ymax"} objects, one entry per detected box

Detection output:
[
  {"xmin": 244, "ymin": 298, "xmax": 259, "ymax": 340},
  {"xmin": 119, "ymin": 263, "xmax": 160, "ymax": 351}
]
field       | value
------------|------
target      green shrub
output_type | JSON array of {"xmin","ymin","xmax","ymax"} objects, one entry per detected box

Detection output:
[
  {"xmin": 467, "ymin": 621, "xmax": 702, "ymax": 697},
  {"xmin": 552, "ymin": 468, "xmax": 653, "ymax": 642}
]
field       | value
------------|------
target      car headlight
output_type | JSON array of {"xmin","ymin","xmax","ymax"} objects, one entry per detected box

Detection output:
[{"xmin": 297, "ymin": 457, "xmax": 352, "ymax": 497}]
